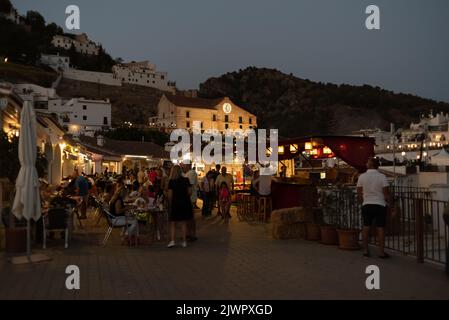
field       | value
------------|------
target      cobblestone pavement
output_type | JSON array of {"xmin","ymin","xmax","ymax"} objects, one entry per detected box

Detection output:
[{"xmin": 0, "ymin": 207, "xmax": 448, "ymax": 300}]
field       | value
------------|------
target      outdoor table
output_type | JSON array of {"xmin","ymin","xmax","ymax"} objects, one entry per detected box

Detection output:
[{"xmin": 129, "ymin": 207, "xmax": 168, "ymax": 244}]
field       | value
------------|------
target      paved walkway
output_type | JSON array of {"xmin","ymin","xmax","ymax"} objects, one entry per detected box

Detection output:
[{"xmin": 0, "ymin": 207, "xmax": 448, "ymax": 300}]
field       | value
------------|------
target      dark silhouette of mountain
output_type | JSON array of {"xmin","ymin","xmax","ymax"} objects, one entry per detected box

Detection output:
[{"xmin": 199, "ymin": 67, "xmax": 449, "ymax": 137}]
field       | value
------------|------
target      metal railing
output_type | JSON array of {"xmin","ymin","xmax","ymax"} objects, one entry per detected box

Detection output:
[{"xmin": 318, "ymin": 186, "xmax": 449, "ymax": 265}]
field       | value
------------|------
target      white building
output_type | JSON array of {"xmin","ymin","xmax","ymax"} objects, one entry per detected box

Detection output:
[
  {"xmin": 40, "ymin": 53, "xmax": 70, "ymax": 71},
  {"xmin": 52, "ymin": 33, "xmax": 100, "ymax": 55},
  {"xmin": 352, "ymin": 128, "xmax": 395, "ymax": 153},
  {"xmin": 13, "ymin": 84, "xmax": 58, "ymax": 110},
  {"xmin": 113, "ymin": 61, "xmax": 176, "ymax": 93},
  {"xmin": 402, "ymin": 111, "xmax": 449, "ymax": 145},
  {"xmin": 0, "ymin": 5, "xmax": 23, "ymax": 24},
  {"xmin": 48, "ymin": 97, "xmax": 111, "ymax": 137}
]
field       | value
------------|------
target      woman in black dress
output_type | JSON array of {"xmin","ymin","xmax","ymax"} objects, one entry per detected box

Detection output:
[{"xmin": 167, "ymin": 165, "xmax": 192, "ymax": 248}]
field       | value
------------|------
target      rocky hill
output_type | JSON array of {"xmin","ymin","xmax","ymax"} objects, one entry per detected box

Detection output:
[
  {"xmin": 199, "ymin": 67, "xmax": 449, "ymax": 137},
  {"xmin": 56, "ymin": 78, "xmax": 162, "ymax": 126}
]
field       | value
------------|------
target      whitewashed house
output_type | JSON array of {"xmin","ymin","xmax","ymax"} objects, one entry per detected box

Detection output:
[
  {"xmin": 0, "ymin": 5, "xmax": 23, "ymax": 24},
  {"xmin": 113, "ymin": 61, "xmax": 176, "ymax": 93},
  {"xmin": 52, "ymin": 33, "xmax": 100, "ymax": 55},
  {"xmin": 48, "ymin": 97, "xmax": 111, "ymax": 137},
  {"xmin": 40, "ymin": 53, "xmax": 70, "ymax": 71},
  {"xmin": 13, "ymin": 84, "xmax": 58, "ymax": 110}
]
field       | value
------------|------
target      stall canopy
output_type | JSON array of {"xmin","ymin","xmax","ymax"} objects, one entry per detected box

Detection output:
[{"xmin": 278, "ymin": 136, "xmax": 375, "ymax": 172}]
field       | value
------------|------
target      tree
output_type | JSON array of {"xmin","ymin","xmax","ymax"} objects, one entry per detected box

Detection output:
[
  {"xmin": 0, "ymin": 131, "xmax": 48, "ymax": 182},
  {"xmin": 25, "ymin": 10, "xmax": 46, "ymax": 32},
  {"xmin": 0, "ymin": 0, "xmax": 12, "ymax": 13}
]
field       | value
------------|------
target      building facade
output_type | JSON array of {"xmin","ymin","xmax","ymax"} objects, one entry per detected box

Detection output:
[
  {"xmin": 48, "ymin": 97, "xmax": 111, "ymax": 137},
  {"xmin": 52, "ymin": 33, "xmax": 100, "ymax": 55},
  {"xmin": 151, "ymin": 94, "xmax": 257, "ymax": 133},
  {"xmin": 402, "ymin": 111, "xmax": 449, "ymax": 145},
  {"xmin": 40, "ymin": 53, "xmax": 70, "ymax": 71},
  {"xmin": 13, "ymin": 83, "xmax": 58, "ymax": 110},
  {"xmin": 112, "ymin": 61, "xmax": 176, "ymax": 93}
]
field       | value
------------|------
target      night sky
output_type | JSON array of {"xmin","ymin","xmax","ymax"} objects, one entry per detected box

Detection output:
[{"xmin": 12, "ymin": 0, "xmax": 449, "ymax": 102}]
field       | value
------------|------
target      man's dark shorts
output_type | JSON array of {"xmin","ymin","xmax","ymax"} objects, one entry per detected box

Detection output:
[{"xmin": 362, "ymin": 204, "xmax": 387, "ymax": 228}]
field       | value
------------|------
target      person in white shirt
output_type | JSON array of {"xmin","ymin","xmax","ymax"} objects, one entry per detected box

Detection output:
[
  {"xmin": 253, "ymin": 174, "xmax": 272, "ymax": 196},
  {"xmin": 357, "ymin": 157, "xmax": 391, "ymax": 258}
]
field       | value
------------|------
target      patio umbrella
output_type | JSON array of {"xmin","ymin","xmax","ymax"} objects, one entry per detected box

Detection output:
[{"xmin": 12, "ymin": 101, "xmax": 41, "ymax": 260}]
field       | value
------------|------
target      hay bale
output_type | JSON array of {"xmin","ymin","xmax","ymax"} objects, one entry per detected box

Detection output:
[
  {"xmin": 270, "ymin": 222, "xmax": 306, "ymax": 240},
  {"xmin": 271, "ymin": 207, "xmax": 313, "ymax": 224},
  {"xmin": 270, "ymin": 207, "xmax": 303, "ymax": 224}
]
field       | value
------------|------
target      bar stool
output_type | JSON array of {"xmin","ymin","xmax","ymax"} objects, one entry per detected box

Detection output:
[
  {"xmin": 257, "ymin": 196, "xmax": 272, "ymax": 223},
  {"xmin": 243, "ymin": 194, "xmax": 257, "ymax": 221}
]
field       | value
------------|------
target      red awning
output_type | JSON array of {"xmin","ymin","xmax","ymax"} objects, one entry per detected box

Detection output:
[{"xmin": 278, "ymin": 136, "xmax": 375, "ymax": 172}]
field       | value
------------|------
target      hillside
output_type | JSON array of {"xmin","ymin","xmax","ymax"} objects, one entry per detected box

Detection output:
[
  {"xmin": 0, "ymin": 62, "xmax": 57, "ymax": 87},
  {"xmin": 56, "ymin": 78, "xmax": 162, "ymax": 126},
  {"xmin": 199, "ymin": 67, "xmax": 449, "ymax": 137},
  {"xmin": 0, "ymin": 1, "xmax": 115, "ymax": 72}
]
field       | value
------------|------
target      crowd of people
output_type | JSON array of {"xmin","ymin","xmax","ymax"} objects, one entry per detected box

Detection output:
[{"xmin": 39, "ymin": 161, "xmax": 275, "ymax": 248}]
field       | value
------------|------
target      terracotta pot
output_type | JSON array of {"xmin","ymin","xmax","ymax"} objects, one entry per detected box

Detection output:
[
  {"xmin": 337, "ymin": 229, "xmax": 360, "ymax": 250},
  {"xmin": 5, "ymin": 228, "xmax": 27, "ymax": 253},
  {"xmin": 320, "ymin": 224, "xmax": 338, "ymax": 245},
  {"xmin": 306, "ymin": 223, "xmax": 321, "ymax": 241}
]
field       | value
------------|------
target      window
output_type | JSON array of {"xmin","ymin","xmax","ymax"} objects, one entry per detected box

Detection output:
[
  {"xmin": 186, "ymin": 111, "xmax": 190, "ymax": 118},
  {"xmin": 163, "ymin": 113, "xmax": 165, "ymax": 119},
  {"xmin": 240, "ymin": 125, "xmax": 243, "ymax": 129},
  {"xmin": 225, "ymin": 124, "xmax": 229, "ymax": 130},
  {"xmin": 74, "ymin": 115, "xmax": 78, "ymax": 118},
  {"xmin": 186, "ymin": 121, "xmax": 190, "ymax": 128},
  {"xmin": 147, "ymin": 80, "xmax": 149, "ymax": 83},
  {"xmin": 103, "ymin": 117, "xmax": 108, "ymax": 125},
  {"xmin": 83, "ymin": 115, "xmax": 87, "ymax": 121},
  {"xmin": 225, "ymin": 115, "xmax": 229, "ymax": 123},
  {"xmin": 212, "ymin": 114, "xmax": 217, "ymax": 122},
  {"xmin": 161, "ymin": 75, "xmax": 165, "ymax": 80},
  {"xmin": 239, "ymin": 116, "xmax": 243, "ymax": 124},
  {"xmin": 249, "ymin": 118, "xmax": 252, "ymax": 124},
  {"xmin": 82, "ymin": 105, "xmax": 87, "ymax": 110}
]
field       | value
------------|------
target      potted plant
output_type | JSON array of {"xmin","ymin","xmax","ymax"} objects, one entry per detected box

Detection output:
[
  {"xmin": 336, "ymin": 189, "xmax": 361, "ymax": 250},
  {"xmin": 318, "ymin": 188, "xmax": 339, "ymax": 245},
  {"xmin": 305, "ymin": 207, "xmax": 322, "ymax": 241}
]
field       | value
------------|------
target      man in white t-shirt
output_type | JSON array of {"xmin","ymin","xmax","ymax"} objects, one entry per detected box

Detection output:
[
  {"xmin": 357, "ymin": 157, "xmax": 391, "ymax": 258},
  {"xmin": 253, "ymin": 174, "xmax": 272, "ymax": 196}
]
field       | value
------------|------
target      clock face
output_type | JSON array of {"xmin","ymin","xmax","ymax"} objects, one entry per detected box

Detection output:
[{"xmin": 223, "ymin": 103, "xmax": 232, "ymax": 114}]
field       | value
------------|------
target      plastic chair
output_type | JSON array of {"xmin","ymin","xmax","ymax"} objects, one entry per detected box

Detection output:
[{"xmin": 101, "ymin": 207, "xmax": 139, "ymax": 247}]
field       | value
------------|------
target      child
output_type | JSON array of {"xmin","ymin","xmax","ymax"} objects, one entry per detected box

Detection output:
[{"xmin": 219, "ymin": 182, "xmax": 232, "ymax": 222}]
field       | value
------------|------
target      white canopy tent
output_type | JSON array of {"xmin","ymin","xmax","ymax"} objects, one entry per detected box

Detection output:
[{"xmin": 430, "ymin": 148, "xmax": 449, "ymax": 166}]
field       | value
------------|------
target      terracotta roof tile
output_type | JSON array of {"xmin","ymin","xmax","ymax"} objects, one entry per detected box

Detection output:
[{"xmin": 164, "ymin": 94, "xmax": 225, "ymax": 109}]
